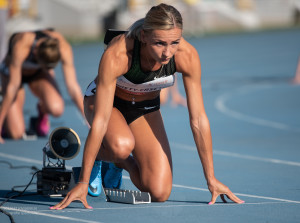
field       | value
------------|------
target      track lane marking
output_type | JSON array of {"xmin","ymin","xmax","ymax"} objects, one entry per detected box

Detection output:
[
  {"xmin": 1, "ymin": 206, "xmax": 101, "ymax": 223},
  {"xmin": 214, "ymin": 84, "xmax": 300, "ymax": 132},
  {"xmin": 172, "ymin": 184, "xmax": 300, "ymax": 204},
  {"xmin": 170, "ymin": 142, "xmax": 300, "ymax": 167},
  {"xmin": 1, "ymin": 145, "xmax": 300, "ymax": 214}
]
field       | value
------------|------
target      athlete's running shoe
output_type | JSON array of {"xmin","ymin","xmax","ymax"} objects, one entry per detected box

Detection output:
[
  {"xmin": 88, "ymin": 160, "xmax": 102, "ymax": 197},
  {"xmin": 102, "ymin": 161, "xmax": 123, "ymax": 189},
  {"xmin": 36, "ymin": 104, "xmax": 50, "ymax": 136}
]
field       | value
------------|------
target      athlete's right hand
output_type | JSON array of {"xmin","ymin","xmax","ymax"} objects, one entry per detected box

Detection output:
[{"xmin": 50, "ymin": 183, "xmax": 93, "ymax": 210}]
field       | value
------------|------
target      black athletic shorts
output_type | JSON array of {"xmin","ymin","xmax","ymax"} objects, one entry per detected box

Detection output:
[
  {"xmin": 113, "ymin": 96, "xmax": 160, "ymax": 124},
  {"xmin": 0, "ymin": 63, "xmax": 43, "ymax": 84}
]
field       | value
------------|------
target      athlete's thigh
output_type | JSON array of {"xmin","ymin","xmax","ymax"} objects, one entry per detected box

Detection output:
[
  {"xmin": 85, "ymin": 95, "xmax": 135, "ymax": 161},
  {"xmin": 28, "ymin": 71, "xmax": 64, "ymax": 115},
  {"xmin": 2, "ymin": 77, "xmax": 25, "ymax": 138},
  {"xmin": 85, "ymin": 96, "xmax": 134, "ymax": 148},
  {"xmin": 129, "ymin": 110, "xmax": 173, "ymax": 187},
  {"xmin": 28, "ymin": 70, "xmax": 62, "ymax": 103},
  {"xmin": 101, "ymin": 107, "xmax": 135, "ymax": 159}
]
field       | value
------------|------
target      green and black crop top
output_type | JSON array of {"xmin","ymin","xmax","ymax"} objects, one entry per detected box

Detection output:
[{"xmin": 116, "ymin": 39, "xmax": 176, "ymax": 94}]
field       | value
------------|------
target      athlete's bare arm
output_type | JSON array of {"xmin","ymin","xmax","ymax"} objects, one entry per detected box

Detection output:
[
  {"xmin": 0, "ymin": 33, "xmax": 34, "ymax": 143},
  {"xmin": 51, "ymin": 34, "xmax": 131, "ymax": 209},
  {"xmin": 176, "ymin": 38, "xmax": 244, "ymax": 204},
  {"xmin": 47, "ymin": 31, "xmax": 85, "ymax": 117}
]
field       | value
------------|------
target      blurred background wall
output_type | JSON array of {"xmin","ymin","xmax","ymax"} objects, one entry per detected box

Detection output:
[{"xmin": 3, "ymin": 0, "xmax": 300, "ymax": 41}]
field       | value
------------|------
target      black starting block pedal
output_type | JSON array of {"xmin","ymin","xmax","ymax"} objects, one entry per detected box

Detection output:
[{"xmin": 23, "ymin": 116, "xmax": 38, "ymax": 140}]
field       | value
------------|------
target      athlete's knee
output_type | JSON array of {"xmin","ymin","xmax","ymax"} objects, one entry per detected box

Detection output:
[
  {"xmin": 10, "ymin": 132, "xmax": 24, "ymax": 140},
  {"xmin": 143, "ymin": 178, "xmax": 172, "ymax": 202},
  {"xmin": 148, "ymin": 184, "xmax": 172, "ymax": 202},
  {"xmin": 7, "ymin": 126, "xmax": 25, "ymax": 140},
  {"xmin": 47, "ymin": 100, "xmax": 64, "ymax": 117},
  {"xmin": 110, "ymin": 137, "xmax": 135, "ymax": 161}
]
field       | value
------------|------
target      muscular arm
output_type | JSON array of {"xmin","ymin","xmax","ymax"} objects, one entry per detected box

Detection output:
[
  {"xmin": 176, "ymin": 39, "xmax": 215, "ymax": 184},
  {"xmin": 52, "ymin": 35, "xmax": 130, "ymax": 209},
  {"xmin": 0, "ymin": 33, "xmax": 32, "ymax": 142},
  {"xmin": 177, "ymin": 39, "xmax": 243, "ymax": 204},
  {"xmin": 80, "ymin": 36, "xmax": 130, "ymax": 183},
  {"xmin": 52, "ymin": 32, "xmax": 85, "ymax": 117}
]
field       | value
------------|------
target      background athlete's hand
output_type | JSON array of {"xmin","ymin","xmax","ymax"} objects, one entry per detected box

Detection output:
[
  {"xmin": 50, "ymin": 183, "xmax": 92, "ymax": 210},
  {"xmin": 207, "ymin": 178, "xmax": 244, "ymax": 205},
  {"xmin": 0, "ymin": 133, "xmax": 4, "ymax": 144},
  {"xmin": 170, "ymin": 91, "xmax": 187, "ymax": 107}
]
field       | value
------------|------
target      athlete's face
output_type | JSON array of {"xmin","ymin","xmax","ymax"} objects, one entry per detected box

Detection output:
[{"xmin": 142, "ymin": 28, "xmax": 182, "ymax": 65}]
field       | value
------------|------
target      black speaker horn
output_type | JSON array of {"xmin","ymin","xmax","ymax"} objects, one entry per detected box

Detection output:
[
  {"xmin": 43, "ymin": 127, "xmax": 81, "ymax": 160},
  {"xmin": 38, "ymin": 127, "xmax": 80, "ymax": 196}
]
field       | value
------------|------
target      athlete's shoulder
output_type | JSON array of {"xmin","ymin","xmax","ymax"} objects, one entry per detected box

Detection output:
[
  {"xmin": 177, "ymin": 37, "xmax": 198, "ymax": 56},
  {"xmin": 175, "ymin": 37, "xmax": 200, "ymax": 74},
  {"xmin": 11, "ymin": 32, "xmax": 35, "ymax": 50},
  {"xmin": 107, "ymin": 34, "xmax": 134, "ymax": 53},
  {"xmin": 13, "ymin": 31, "xmax": 34, "ymax": 41},
  {"xmin": 105, "ymin": 35, "xmax": 134, "ymax": 63},
  {"xmin": 101, "ymin": 35, "xmax": 134, "ymax": 75}
]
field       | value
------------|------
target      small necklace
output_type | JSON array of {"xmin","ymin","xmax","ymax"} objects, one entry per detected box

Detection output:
[{"xmin": 131, "ymin": 96, "xmax": 135, "ymax": 105}]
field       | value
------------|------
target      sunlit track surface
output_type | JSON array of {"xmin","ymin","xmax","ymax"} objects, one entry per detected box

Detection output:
[{"xmin": 1, "ymin": 28, "xmax": 300, "ymax": 223}]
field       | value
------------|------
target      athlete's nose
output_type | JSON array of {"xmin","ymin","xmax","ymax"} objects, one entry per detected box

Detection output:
[{"xmin": 162, "ymin": 45, "xmax": 171, "ymax": 58}]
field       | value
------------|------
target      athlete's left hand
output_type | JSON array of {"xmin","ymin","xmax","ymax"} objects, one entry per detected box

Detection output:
[{"xmin": 207, "ymin": 178, "xmax": 244, "ymax": 205}]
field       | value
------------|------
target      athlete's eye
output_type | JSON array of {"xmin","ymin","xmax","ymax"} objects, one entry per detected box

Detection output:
[{"xmin": 155, "ymin": 41, "xmax": 166, "ymax": 46}]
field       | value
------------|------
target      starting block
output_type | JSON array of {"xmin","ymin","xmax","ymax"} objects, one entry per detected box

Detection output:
[
  {"xmin": 72, "ymin": 167, "xmax": 151, "ymax": 204},
  {"xmin": 104, "ymin": 188, "xmax": 151, "ymax": 204}
]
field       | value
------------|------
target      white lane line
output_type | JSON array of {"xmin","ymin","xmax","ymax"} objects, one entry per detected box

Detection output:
[
  {"xmin": 124, "ymin": 176, "xmax": 300, "ymax": 204},
  {"xmin": 0, "ymin": 152, "xmax": 73, "ymax": 169},
  {"xmin": 214, "ymin": 85, "xmax": 300, "ymax": 132},
  {"xmin": 0, "ymin": 152, "xmax": 42, "ymax": 166},
  {"xmin": 88, "ymin": 201, "xmax": 299, "ymax": 208},
  {"xmin": 214, "ymin": 150, "xmax": 300, "ymax": 167},
  {"xmin": 1, "ymin": 207, "xmax": 101, "ymax": 223},
  {"xmin": 0, "ymin": 197, "xmax": 58, "ymax": 206},
  {"xmin": 41, "ymin": 201, "xmax": 299, "ymax": 212},
  {"xmin": 170, "ymin": 142, "xmax": 300, "ymax": 167},
  {"xmin": 1, "ymin": 148, "xmax": 300, "ymax": 208},
  {"xmin": 172, "ymin": 184, "xmax": 300, "ymax": 204},
  {"xmin": 1, "ymin": 199, "xmax": 298, "ymax": 215},
  {"xmin": 0, "ymin": 194, "xmax": 297, "ymax": 215}
]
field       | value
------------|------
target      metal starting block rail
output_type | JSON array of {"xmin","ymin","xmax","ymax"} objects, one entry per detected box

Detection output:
[{"xmin": 104, "ymin": 188, "xmax": 151, "ymax": 204}]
